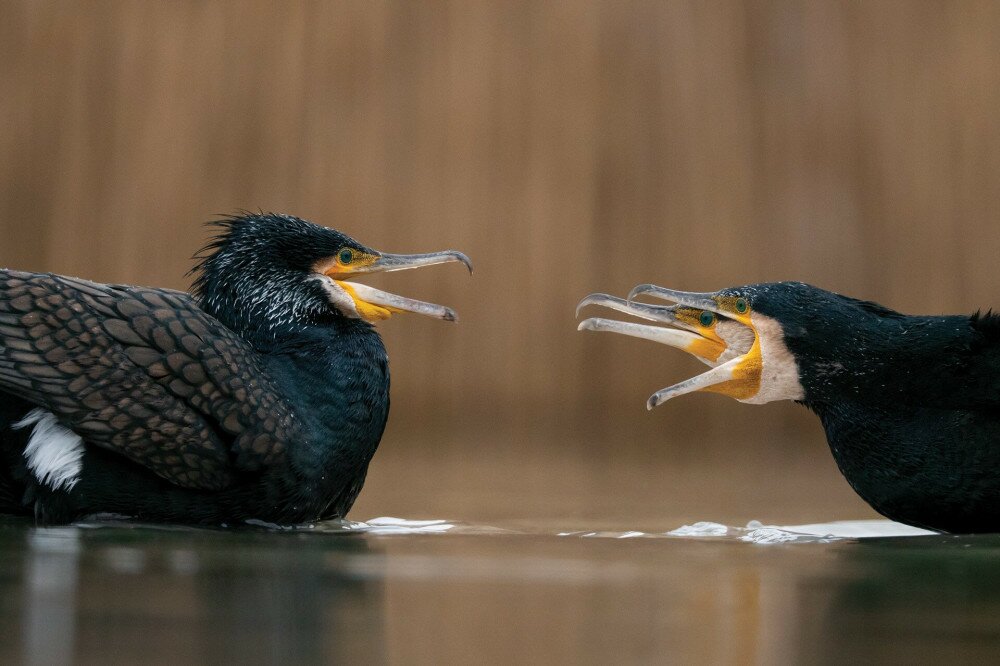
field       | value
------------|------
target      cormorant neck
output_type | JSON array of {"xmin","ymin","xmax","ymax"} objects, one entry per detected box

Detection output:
[
  {"xmin": 796, "ymin": 314, "xmax": 986, "ymax": 411},
  {"xmin": 195, "ymin": 271, "xmax": 356, "ymax": 351},
  {"xmin": 266, "ymin": 317, "xmax": 379, "ymax": 356}
]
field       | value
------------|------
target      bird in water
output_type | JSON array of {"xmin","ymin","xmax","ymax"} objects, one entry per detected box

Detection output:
[
  {"xmin": 0, "ymin": 212, "xmax": 471, "ymax": 525},
  {"xmin": 578, "ymin": 282, "xmax": 1000, "ymax": 534}
]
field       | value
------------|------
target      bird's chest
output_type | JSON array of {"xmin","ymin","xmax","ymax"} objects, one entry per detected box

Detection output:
[
  {"xmin": 818, "ymin": 402, "xmax": 1000, "ymax": 531},
  {"xmin": 265, "ymin": 334, "xmax": 390, "ymax": 519}
]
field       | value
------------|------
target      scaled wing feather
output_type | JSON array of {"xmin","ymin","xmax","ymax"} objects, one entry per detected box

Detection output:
[{"xmin": 0, "ymin": 269, "xmax": 300, "ymax": 489}]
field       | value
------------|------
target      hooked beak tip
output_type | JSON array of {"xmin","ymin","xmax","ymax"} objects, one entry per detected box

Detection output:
[
  {"xmin": 454, "ymin": 252, "xmax": 474, "ymax": 275},
  {"xmin": 575, "ymin": 293, "xmax": 599, "ymax": 318},
  {"xmin": 627, "ymin": 284, "xmax": 654, "ymax": 304},
  {"xmin": 576, "ymin": 292, "xmax": 631, "ymax": 318},
  {"xmin": 574, "ymin": 301, "xmax": 588, "ymax": 318}
]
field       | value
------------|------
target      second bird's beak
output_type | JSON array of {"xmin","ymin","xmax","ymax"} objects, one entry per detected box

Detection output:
[
  {"xmin": 319, "ymin": 250, "xmax": 473, "ymax": 322},
  {"xmin": 575, "ymin": 293, "xmax": 727, "ymax": 365},
  {"xmin": 577, "ymin": 286, "xmax": 761, "ymax": 409}
]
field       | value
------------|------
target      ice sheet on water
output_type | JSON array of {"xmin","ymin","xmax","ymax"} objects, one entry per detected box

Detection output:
[{"xmin": 772, "ymin": 519, "xmax": 935, "ymax": 538}]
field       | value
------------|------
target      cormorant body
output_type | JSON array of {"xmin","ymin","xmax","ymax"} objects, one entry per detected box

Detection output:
[
  {"xmin": 579, "ymin": 281, "xmax": 1000, "ymax": 533},
  {"xmin": 0, "ymin": 213, "xmax": 470, "ymax": 525}
]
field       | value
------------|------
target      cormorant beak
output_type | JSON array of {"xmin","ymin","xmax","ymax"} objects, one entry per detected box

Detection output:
[
  {"xmin": 342, "ymin": 251, "xmax": 474, "ymax": 276},
  {"xmin": 318, "ymin": 250, "xmax": 473, "ymax": 322},
  {"xmin": 575, "ymin": 293, "xmax": 727, "ymax": 365},
  {"xmin": 577, "ymin": 285, "xmax": 761, "ymax": 409}
]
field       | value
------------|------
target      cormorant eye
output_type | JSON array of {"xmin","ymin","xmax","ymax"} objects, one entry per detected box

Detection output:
[
  {"xmin": 338, "ymin": 248, "xmax": 354, "ymax": 264},
  {"xmin": 735, "ymin": 297, "xmax": 748, "ymax": 314},
  {"xmin": 699, "ymin": 311, "xmax": 715, "ymax": 327}
]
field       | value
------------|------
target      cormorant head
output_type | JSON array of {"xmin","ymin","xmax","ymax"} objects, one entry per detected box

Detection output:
[
  {"xmin": 192, "ymin": 213, "xmax": 472, "ymax": 342},
  {"xmin": 578, "ymin": 281, "xmax": 899, "ymax": 409}
]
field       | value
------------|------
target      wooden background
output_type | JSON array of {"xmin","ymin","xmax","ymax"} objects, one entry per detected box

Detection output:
[{"xmin": 2, "ymin": 1, "xmax": 999, "ymax": 475}]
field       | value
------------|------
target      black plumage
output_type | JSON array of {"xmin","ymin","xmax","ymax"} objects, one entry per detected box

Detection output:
[
  {"xmin": 579, "ymin": 281, "xmax": 1000, "ymax": 534},
  {"xmin": 0, "ymin": 213, "xmax": 470, "ymax": 525},
  {"xmin": 754, "ymin": 284, "xmax": 1000, "ymax": 534}
]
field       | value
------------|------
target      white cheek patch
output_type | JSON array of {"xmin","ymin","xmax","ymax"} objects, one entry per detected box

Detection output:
[
  {"xmin": 12, "ymin": 408, "xmax": 84, "ymax": 491},
  {"xmin": 310, "ymin": 275, "xmax": 362, "ymax": 319},
  {"xmin": 740, "ymin": 313, "xmax": 805, "ymax": 404}
]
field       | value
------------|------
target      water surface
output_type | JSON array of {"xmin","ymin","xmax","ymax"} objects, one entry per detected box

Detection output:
[{"xmin": 2, "ymin": 513, "xmax": 1000, "ymax": 665}]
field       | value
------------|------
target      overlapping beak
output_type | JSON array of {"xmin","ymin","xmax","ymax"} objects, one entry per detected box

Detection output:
[
  {"xmin": 577, "ymin": 285, "xmax": 761, "ymax": 409},
  {"xmin": 575, "ymin": 293, "xmax": 728, "ymax": 365},
  {"xmin": 319, "ymin": 250, "xmax": 473, "ymax": 322}
]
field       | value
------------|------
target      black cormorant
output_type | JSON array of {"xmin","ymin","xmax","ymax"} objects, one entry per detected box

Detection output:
[
  {"xmin": 578, "ymin": 282, "xmax": 1000, "ymax": 534},
  {"xmin": 0, "ymin": 213, "xmax": 471, "ymax": 525}
]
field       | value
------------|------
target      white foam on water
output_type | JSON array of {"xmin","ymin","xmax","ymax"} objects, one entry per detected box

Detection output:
[
  {"xmin": 666, "ymin": 519, "xmax": 937, "ymax": 544},
  {"xmin": 666, "ymin": 521, "xmax": 730, "ymax": 537},
  {"xmin": 341, "ymin": 517, "xmax": 457, "ymax": 535},
  {"xmin": 741, "ymin": 525, "xmax": 820, "ymax": 545},
  {"xmin": 336, "ymin": 517, "xmax": 935, "ymax": 542},
  {"xmin": 69, "ymin": 514, "xmax": 938, "ymax": 544}
]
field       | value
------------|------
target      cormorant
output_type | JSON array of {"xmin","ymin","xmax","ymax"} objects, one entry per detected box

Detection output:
[
  {"xmin": 578, "ymin": 282, "xmax": 1000, "ymax": 534},
  {"xmin": 0, "ymin": 212, "xmax": 471, "ymax": 525}
]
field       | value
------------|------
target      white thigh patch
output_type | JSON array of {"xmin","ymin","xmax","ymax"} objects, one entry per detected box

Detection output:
[{"xmin": 12, "ymin": 409, "xmax": 84, "ymax": 491}]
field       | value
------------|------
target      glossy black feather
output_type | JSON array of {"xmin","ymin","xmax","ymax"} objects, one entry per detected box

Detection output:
[{"xmin": 728, "ymin": 282, "xmax": 1000, "ymax": 533}]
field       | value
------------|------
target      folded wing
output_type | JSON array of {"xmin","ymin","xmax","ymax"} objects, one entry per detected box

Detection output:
[{"xmin": 0, "ymin": 270, "xmax": 300, "ymax": 490}]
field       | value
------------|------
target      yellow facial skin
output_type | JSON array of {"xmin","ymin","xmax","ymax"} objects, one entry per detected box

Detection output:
[
  {"xmin": 313, "ymin": 249, "xmax": 380, "ymax": 278},
  {"xmin": 336, "ymin": 282, "xmax": 403, "ymax": 321},
  {"xmin": 314, "ymin": 250, "xmax": 401, "ymax": 321},
  {"xmin": 672, "ymin": 307, "xmax": 727, "ymax": 363},
  {"xmin": 701, "ymin": 296, "xmax": 762, "ymax": 400},
  {"xmin": 577, "ymin": 286, "xmax": 773, "ymax": 407}
]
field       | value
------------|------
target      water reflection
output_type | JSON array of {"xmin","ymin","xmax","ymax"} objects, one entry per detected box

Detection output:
[
  {"xmin": 3, "ymin": 519, "xmax": 1000, "ymax": 663},
  {"xmin": 1, "ymin": 520, "xmax": 387, "ymax": 665},
  {"xmin": 797, "ymin": 536, "xmax": 1000, "ymax": 664},
  {"xmin": 24, "ymin": 528, "xmax": 79, "ymax": 666}
]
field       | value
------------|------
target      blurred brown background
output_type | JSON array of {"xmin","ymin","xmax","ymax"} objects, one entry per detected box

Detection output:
[{"xmin": 2, "ymin": 1, "xmax": 1000, "ymax": 526}]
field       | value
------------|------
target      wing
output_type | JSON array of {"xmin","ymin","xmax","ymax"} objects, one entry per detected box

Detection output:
[{"xmin": 0, "ymin": 269, "xmax": 301, "ymax": 490}]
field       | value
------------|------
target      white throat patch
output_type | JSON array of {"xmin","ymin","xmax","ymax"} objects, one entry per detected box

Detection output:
[
  {"xmin": 739, "ymin": 312, "xmax": 805, "ymax": 404},
  {"xmin": 12, "ymin": 409, "xmax": 84, "ymax": 491},
  {"xmin": 715, "ymin": 319, "xmax": 755, "ymax": 363},
  {"xmin": 311, "ymin": 275, "xmax": 362, "ymax": 319}
]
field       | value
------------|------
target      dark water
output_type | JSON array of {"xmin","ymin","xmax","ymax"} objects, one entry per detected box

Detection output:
[{"xmin": 2, "ymin": 516, "xmax": 1000, "ymax": 665}]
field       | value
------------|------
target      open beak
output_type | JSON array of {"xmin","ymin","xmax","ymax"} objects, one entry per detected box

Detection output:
[
  {"xmin": 628, "ymin": 284, "xmax": 721, "ymax": 313},
  {"xmin": 577, "ymin": 286, "xmax": 761, "ymax": 409},
  {"xmin": 338, "ymin": 251, "xmax": 473, "ymax": 276},
  {"xmin": 575, "ymin": 293, "xmax": 726, "ymax": 365},
  {"xmin": 323, "ymin": 250, "xmax": 473, "ymax": 322}
]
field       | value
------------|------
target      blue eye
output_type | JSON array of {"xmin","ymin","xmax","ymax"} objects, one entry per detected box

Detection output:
[
  {"xmin": 339, "ymin": 249, "xmax": 354, "ymax": 264},
  {"xmin": 735, "ymin": 298, "xmax": 748, "ymax": 314},
  {"xmin": 699, "ymin": 311, "xmax": 715, "ymax": 327}
]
